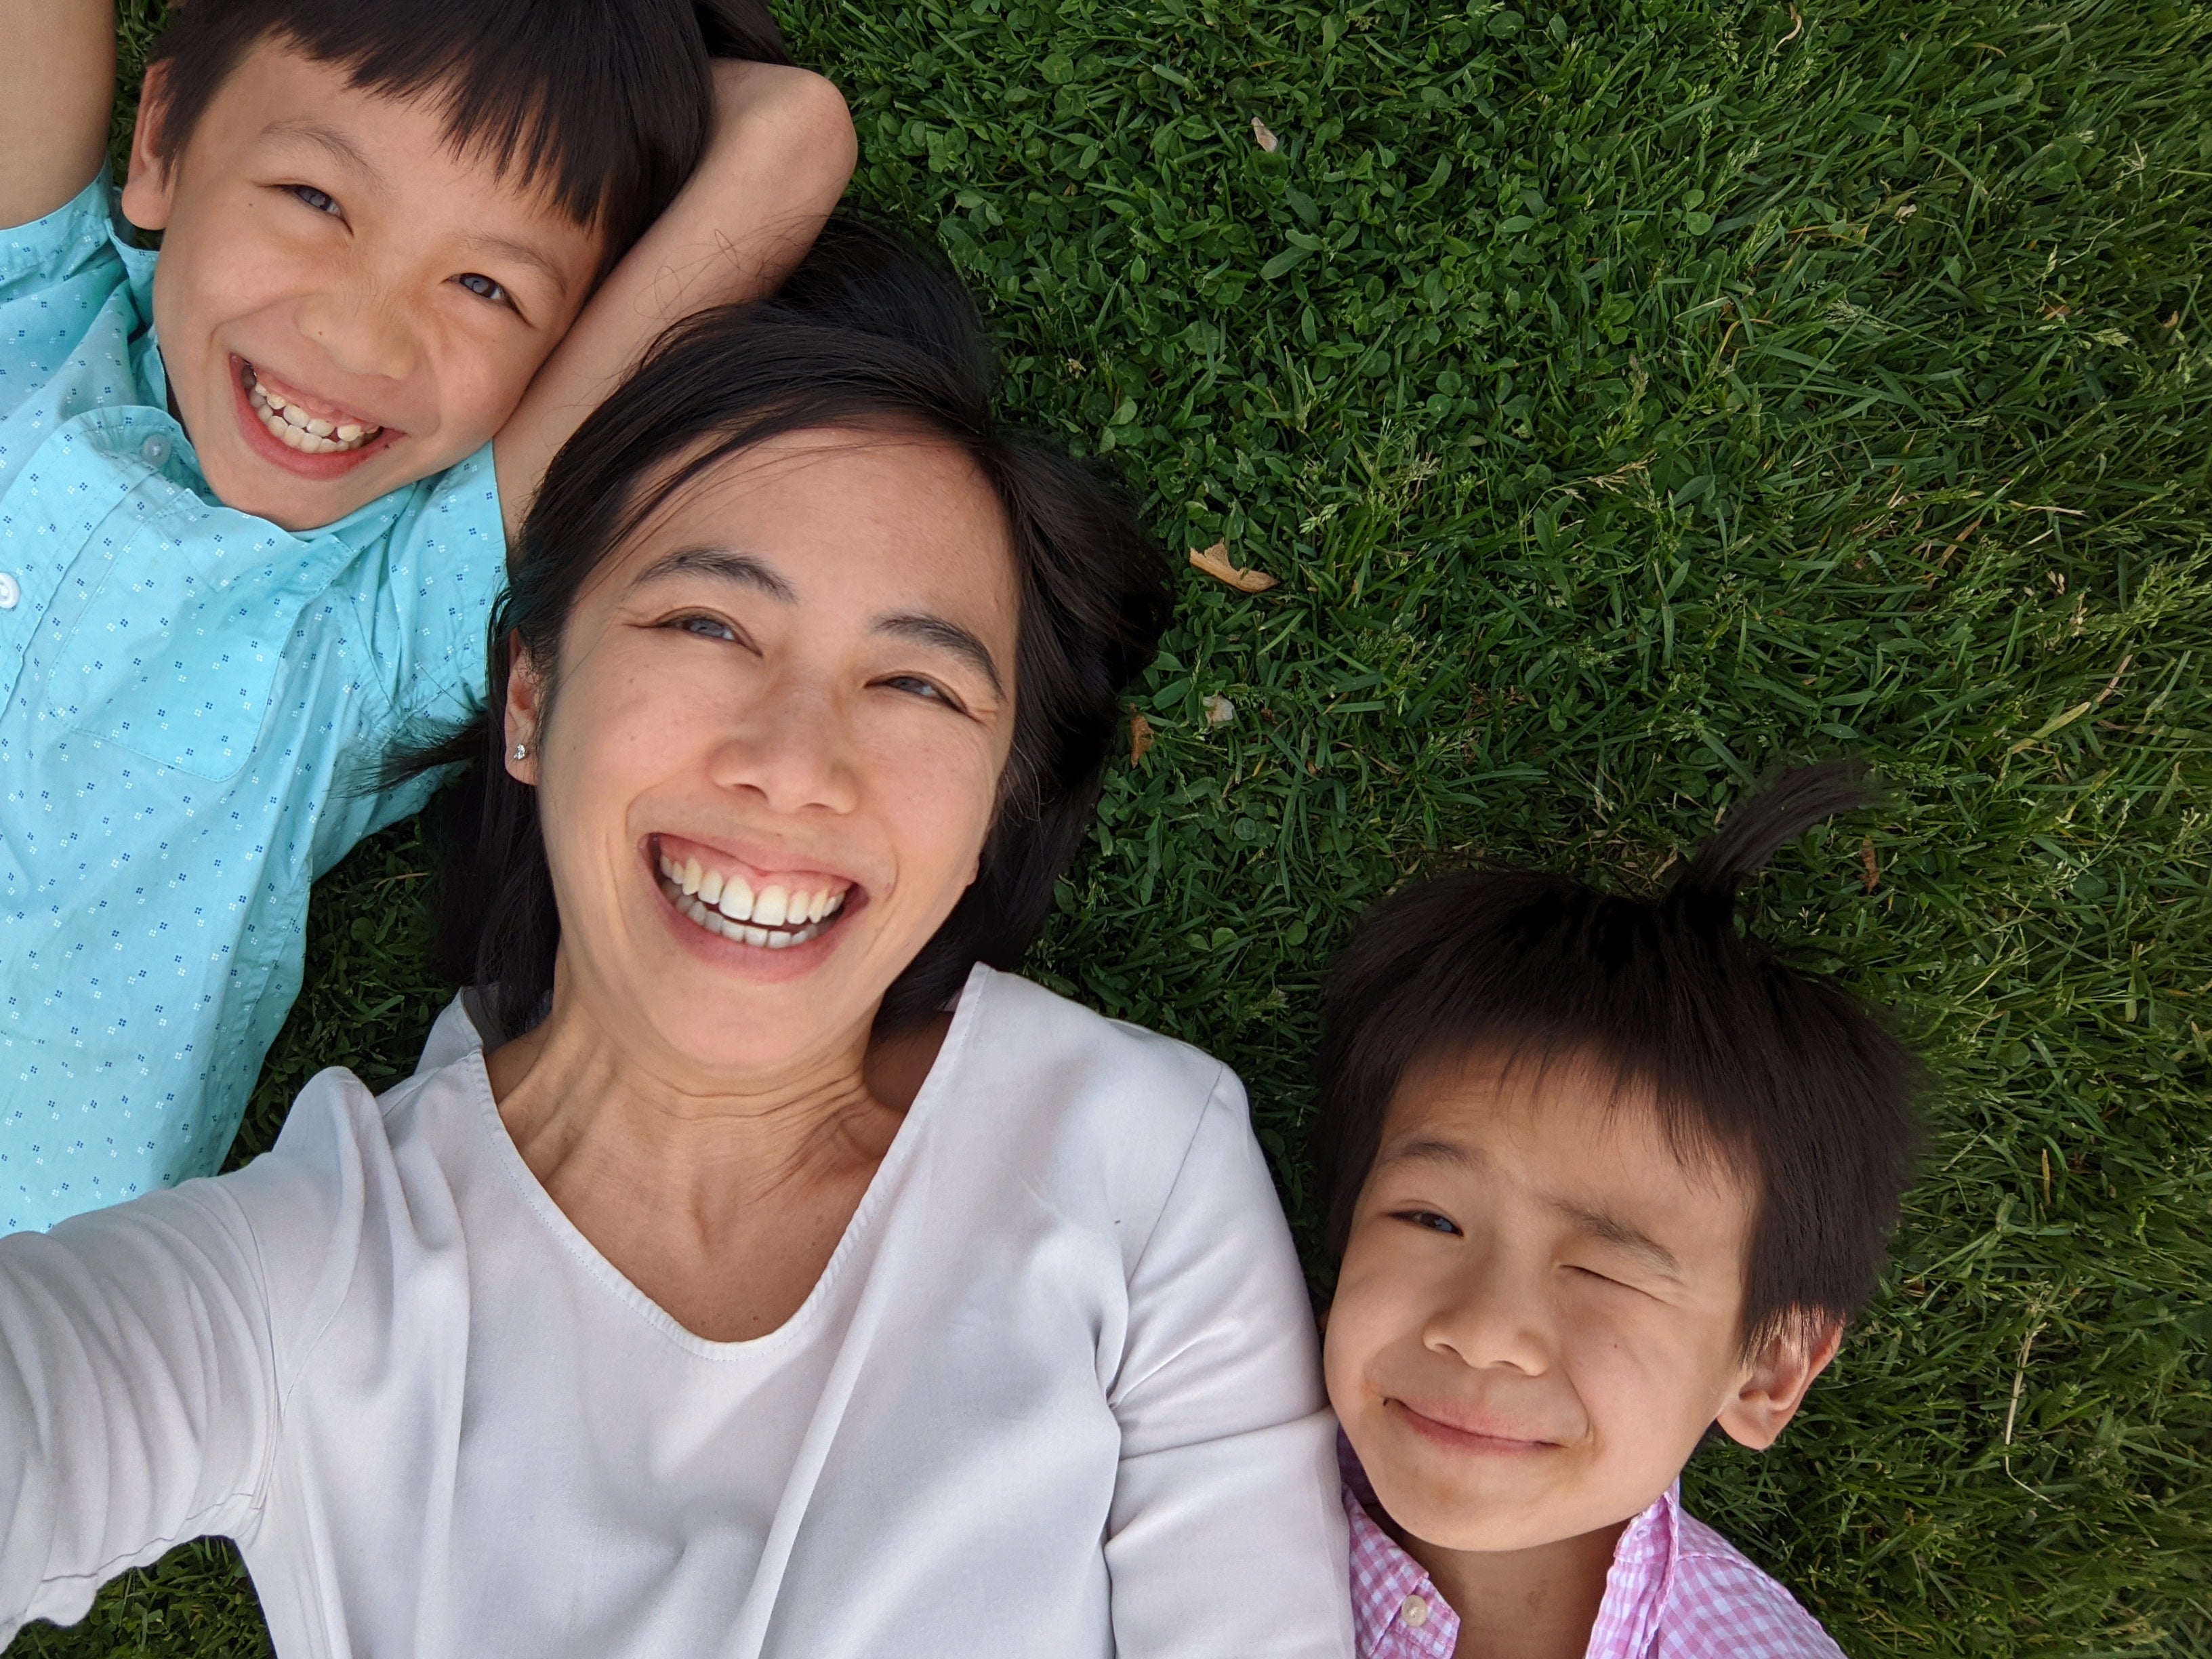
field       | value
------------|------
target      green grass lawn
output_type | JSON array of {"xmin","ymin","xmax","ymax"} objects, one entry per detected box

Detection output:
[{"xmin": 14, "ymin": 0, "xmax": 2210, "ymax": 1653}]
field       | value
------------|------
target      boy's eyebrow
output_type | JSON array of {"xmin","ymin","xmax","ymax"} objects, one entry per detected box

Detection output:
[
  {"xmin": 264, "ymin": 119, "xmax": 386, "ymax": 189},
  {"xmin": 876, "ymin": 614, "xmax": 1004, "ymax": 695},
  {"xmin": 1550, "ymin": 1198, "xmax": 1682, "ymax": 1276},
  {"xmin": 1378, "ymin": 1136, "xmax": 1482, "ymax": 1172},
  {"xmin": 462, "ymin": 232, "xmax": 575, "ymax": 295},
  {"xmin": 631, "ymin": 546, "xmax": 796, "ymax": 601}
]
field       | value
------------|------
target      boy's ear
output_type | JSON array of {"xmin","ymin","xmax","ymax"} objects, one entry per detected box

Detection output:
[
  {"xmin": 119, "ymin": 62, "xmax": 178, "ymax": 231},
  {"xmin": 502, "ymin": 634, "xmax": 546, "ymax": 786},
  {"xmin": 1713, "ymin": 1317, "xmax": 1843, "ymax": 1452}
]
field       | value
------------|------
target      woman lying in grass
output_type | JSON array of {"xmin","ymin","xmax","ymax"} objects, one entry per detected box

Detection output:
[{"xmin": 0, "ymin": 220, "xmax": 1352, "ymax": 1659}]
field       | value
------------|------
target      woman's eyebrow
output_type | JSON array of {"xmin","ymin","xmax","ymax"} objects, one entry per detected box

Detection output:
[
  {"xmin": 630, "ymin": 546, "xmax": 795, "ymax": 600},
  {"xmin": 876, "ymin": 613, "xmax": 1004, "ymax": 696}
]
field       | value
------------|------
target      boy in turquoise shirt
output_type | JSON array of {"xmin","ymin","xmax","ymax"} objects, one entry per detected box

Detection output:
[{"xmin": 0, "ymin": 0, "xmax": 855, "ymax": 1231}]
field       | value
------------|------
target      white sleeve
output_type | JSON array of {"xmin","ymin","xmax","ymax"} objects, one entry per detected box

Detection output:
[
  {"xmin": 1103, "ymin": 1069, "xmax": 1355, "ymax": 1658},
  {"xmin": 0, "ymin": 1067, "xmax": 375, "ymax": 1643}
]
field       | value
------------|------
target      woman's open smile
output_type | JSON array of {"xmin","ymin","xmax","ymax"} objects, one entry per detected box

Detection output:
[{"xmin": 650, "ymin": 832, "xmax": 860, "ymax": 955}]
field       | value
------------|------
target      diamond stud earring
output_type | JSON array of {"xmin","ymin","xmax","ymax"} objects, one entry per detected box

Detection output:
[{"xmin": 512, "ymin": 741, "xmax": 529, "ymax": 762}]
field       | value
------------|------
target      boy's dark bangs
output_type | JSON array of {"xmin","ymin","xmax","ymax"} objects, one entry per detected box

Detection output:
[
  {"xmin": 280, "ymin": 0, "xmax": 708, "ymax": 258},
  {"xmin": 151, "ymin": 0, "xmax": 787, "ymax": 268}
]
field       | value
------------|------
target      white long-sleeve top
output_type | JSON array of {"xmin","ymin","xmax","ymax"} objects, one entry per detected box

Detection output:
[{"xmin": 0, "ymin": 965, "xmax": 1351, "ymax": 1658}]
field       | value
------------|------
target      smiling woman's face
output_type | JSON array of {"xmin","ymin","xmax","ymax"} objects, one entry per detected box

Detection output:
[{"xmin": 506, "ymin": 427, "xmax": 1020, "ymax": 1080}]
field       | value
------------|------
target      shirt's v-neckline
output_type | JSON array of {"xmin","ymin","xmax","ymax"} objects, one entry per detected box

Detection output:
[{"xmin": 457, "ymin": 963, "xmax": 994, "ymax": 1361}]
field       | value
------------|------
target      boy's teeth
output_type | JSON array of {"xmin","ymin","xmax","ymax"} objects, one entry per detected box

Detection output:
[
  {"xmin": 243, "ymin": 364, "xmax": 381, "ymax": 455},
  {"xmin": 655, "ymin": 851, "xmax": 846, "ymax": 948}
]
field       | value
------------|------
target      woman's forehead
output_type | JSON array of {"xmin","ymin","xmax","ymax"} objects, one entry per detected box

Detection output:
[{"xmin": 596, "ymin": 428, "xmax": 1019, "ymax": 614}]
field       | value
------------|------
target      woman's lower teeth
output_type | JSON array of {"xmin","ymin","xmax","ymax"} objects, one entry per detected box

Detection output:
[
  {"xmin": 662, "ymin": 876, "xmax": 825, "ymax": 949},
  {"xmin": 244, "ymin": 367, "xmax": 379, "ymax": 455}
]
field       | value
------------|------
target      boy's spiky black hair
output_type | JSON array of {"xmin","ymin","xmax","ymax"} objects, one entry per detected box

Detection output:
[
  {"xmin": 143, "ymin": 0, "xmax": 785, "ymax": 272},
  {"xmin": 1312, "ymin": 760, "xmax": 1925, "ymax": 1353}
]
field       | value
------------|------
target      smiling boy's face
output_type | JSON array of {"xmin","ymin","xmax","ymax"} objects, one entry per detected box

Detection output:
[
  {"xmin": 1324, "ymin": 1048, "xmax": 1835, "ymax": 1555},
  {"xmin": 120, "ymin": 40, "xmax": 605, "ymax": 532}
]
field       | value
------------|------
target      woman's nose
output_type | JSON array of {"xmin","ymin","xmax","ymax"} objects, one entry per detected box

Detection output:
[{"xmin": 707, "ymin": 674, "xmax": 861, "ymax": 816}]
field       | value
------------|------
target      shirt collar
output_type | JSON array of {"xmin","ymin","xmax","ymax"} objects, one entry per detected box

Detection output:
[
  {"xmin": 1337, "ymin": 1433, "xmax": 1687, "ymax": 1659},
  {"xmin": 1338, "ymin": 1434, "xmax": 1460, "ymax": 1658}
]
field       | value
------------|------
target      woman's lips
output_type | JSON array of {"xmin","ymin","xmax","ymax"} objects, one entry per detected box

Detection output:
[
  {"xmin": 645, "ymin": 835, "xmax": 868, "ymax": 980},
  {"xmin": 228, "ymin": 355, "xmax": 401, "ymax": 480}
]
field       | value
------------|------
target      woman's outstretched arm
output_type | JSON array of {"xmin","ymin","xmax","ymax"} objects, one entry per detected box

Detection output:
[
  {"xmin": 1105, "ymin": 1071, "xmax": 1356, "ymax": 1658},
  {"xmin": 0, "ymin": 1177, "xmax": 283, "ymax": 1641}
]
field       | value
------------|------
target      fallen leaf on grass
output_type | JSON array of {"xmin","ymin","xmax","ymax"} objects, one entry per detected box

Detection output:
[
  {"xmin": 1202, "ymin": 693, "xmax": 1237, "ymax": 727},
  {"xmin": 1250, "ymin": 117, "xmax": 1278, "ymax": 152},
  {"xmin": 1189, "ymin": 541, "xmax": 1278, "ymax": 593},
  {"xmin": 1128, "ymin": 712, "xmax": 1153, "ymax": 764},
  {"xmin": 1861, "ymin": 836, "xmax": 1880, "ymax": 894}
]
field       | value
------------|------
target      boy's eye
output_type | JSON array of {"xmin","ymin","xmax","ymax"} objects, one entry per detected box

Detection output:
[
  {"xmin": 287, "ymin": 184, "xmax": 341, "ymax": 217},
  {"xmin": 1393, "ymin": 1208, "xmax": 1462, "ymax": 1237},
  {"xmin": 455, "ymin": 273, "xmax": 512, "ymax": 308}
]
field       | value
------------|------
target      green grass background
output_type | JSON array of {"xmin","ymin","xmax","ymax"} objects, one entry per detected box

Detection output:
[{"xmin": 14, "ymin": 0, "xmax": 2211, "ymax": 1653}]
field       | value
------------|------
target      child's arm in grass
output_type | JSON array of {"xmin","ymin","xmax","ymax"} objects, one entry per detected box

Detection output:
[
  {"xmin": 0, "ymin": 0, "xmax": 116, "ymax": 227},
  {"xmin": 493, "ymin": 59, "xmax": 855, "ymax": 545}
]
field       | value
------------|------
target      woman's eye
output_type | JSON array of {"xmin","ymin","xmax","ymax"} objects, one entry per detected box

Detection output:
[
  {"xmin": 672, "ymin": 615, "xmax": 739, "ymax": 643},
  {"xmin": 287, "ymin": 184, "xmax": 341, "ymax": 217},
  {"xmin": 881, "ymin": 674, "xmax": 951, "ymax": 705},
  {"xmin": 456, "ymin": 273, "xmax": 512, "ymax": 308},
  {"xmin": 1395, "ymin": 1209, "xmax": 1462, "ymax": 1237}
]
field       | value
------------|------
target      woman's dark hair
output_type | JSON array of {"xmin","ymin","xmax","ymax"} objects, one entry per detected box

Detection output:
[
  {"xmin": 403, "ymin": 216, "xmax": 1172, "ymax": 1041},
  {"xmin": 1312, "ymin": 760, "xmax": 1925, "ymax": 1352},
  {"xmin": 144, "ymin": 0, "xmax": 786, "ymax": 274}
]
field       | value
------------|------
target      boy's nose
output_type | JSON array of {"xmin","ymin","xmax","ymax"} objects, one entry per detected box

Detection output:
[
  {"xmin": 1425, "ymin": 1254, "xmax": 1555, "ymax": 1376},
  {"xmin": 298, "ymin": 284, "xmax": 417, "ymax": 386}
]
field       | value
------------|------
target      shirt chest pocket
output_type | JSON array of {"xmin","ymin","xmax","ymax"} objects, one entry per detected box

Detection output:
[{"xmin": 39, "ymin": 494, "xmax": 343, "ymax": 782}]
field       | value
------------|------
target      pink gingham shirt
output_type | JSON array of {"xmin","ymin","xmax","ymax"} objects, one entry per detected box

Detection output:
[{"xmin": 1341, "ymin": 1438, "xmax": 1844, "ymax": 1658}]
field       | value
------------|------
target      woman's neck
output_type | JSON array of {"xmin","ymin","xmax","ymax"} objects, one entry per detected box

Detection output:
[
  {"xmin": 1393, "ymin": 1515, "xmax": 1624, "ymax": 1659},
  {"xmin": 485, "ymin": 990, "xmax": 945, "ymax": 1343}
]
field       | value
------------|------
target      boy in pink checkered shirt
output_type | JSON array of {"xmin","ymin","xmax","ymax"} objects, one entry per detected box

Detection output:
[{"xmin": 1311, "ymin": 763, "xmax": 1923, "ymax": 1659}]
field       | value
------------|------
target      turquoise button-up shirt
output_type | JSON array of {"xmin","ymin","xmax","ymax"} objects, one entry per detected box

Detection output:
[{"xmin": 0, "ymin": 180, "xmax": 506, "ymax": 1232}]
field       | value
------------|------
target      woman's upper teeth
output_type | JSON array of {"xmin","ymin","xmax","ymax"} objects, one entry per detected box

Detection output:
[{"xmin": 661, "ymin": 852, "xmax": 846, "ymax": 928}]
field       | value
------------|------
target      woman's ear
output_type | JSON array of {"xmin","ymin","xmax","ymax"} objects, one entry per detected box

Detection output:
[
  {"xmin": 119, "ymin": 63, "xmax": 177, "ymax": 232},
  {"xmin": 503, "ymin": 635, "xmax": 546, "ymax": 785},
  {"xmin": 1713, "ymin": 1318, "xmax": 1843, "ymax": 1452}
]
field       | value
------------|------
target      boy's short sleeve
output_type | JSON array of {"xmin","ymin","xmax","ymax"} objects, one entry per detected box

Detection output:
[{"xmin": 0, "ymin": 176, "xmax": 126, "ymax": 419}]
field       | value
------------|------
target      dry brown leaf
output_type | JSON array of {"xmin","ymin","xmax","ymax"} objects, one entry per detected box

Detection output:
[
  {"xmin": 1128, "ymin": 711, "xmax": 1154, "ymax": 764},
  {"xmin": 1189, "ymin": 541, "xmax": 1278, "ymax": 593},
  {"xmin": 1250, "ymin": 117, "xmax": 1278, "ymax": 153},
  {"xmin": 1861, "ymin": 835, "xmax": 1880, "ymax": 894}
]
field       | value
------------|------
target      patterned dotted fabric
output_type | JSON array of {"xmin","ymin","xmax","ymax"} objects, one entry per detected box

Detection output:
[
  {"xmin": 1340, "ymin": 1435, "xmax": 1846, "ymax": 1658},
  {"xmin": 0, "ymin": 179, "xmax": 506, "ymax": 1232}
]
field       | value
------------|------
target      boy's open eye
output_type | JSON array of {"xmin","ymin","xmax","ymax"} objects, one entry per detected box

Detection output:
[
  {"xmin": 1392, "ymin": 1208, "xmax": 1462, "ymax": 1237},
  {"xmin": 286, "ymin": 184, "xmax": 342, "ymax": 218},
  {"xmin": 455, "ymin": 273, "xmax": 514, "ymax": 308}
]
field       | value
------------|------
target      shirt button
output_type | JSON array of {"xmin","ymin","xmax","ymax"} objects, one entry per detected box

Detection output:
[
  {"xmin": 0, "ymin": 572, "xmax": 18, "ymax": 611},
  {"xmin": 1400, "ymin": 1593, "xmax": 1429, "ymax": 1628},
  {"xmin": 141, "ymin": 434, "xmax": 173, "ymax": 468}
]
